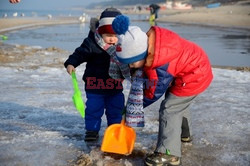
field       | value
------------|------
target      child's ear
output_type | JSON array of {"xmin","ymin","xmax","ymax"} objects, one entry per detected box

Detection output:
[{"xmin": 89, "ymin": 17, "xmax": 99, "ymax": 32}]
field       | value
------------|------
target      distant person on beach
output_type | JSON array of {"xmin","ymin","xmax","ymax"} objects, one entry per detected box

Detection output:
[
  {"xmin": 64, "ymin": 8, "xmax": 129, "ymax": 141},
  {"xmin": 112, "ymin": 15, "xmax": 213, "ymax": 166},
  {"xmin": 149, "ymin": 3, "xmax": 160, "ymax": 20},
  {"xmin": 9, "ymin": 0, "xmax": 21, "ymax": 3}
]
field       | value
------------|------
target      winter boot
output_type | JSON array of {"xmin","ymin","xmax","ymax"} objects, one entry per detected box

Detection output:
[
  {"xmin": 84, "ymin": 131, "xmax": 99, "ymax": 141},
  {"xmin": 145, "ymin": 152, "xmax": 181, "ymax": 166}
]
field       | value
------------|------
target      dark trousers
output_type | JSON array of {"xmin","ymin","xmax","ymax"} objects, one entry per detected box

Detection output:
[{"xmin": 85, "ymin": 92, "xmax": 125, "ymax": 131}]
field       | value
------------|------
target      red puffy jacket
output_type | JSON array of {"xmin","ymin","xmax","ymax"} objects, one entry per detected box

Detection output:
[{"xmin": 143, "ymin": 26, "xmax": 213, "ymax": 106}]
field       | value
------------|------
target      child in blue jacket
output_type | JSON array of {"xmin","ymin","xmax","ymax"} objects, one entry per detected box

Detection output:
[{"xmin": 64, "ymin": 8, "xmax": 130, "ymax": 141}]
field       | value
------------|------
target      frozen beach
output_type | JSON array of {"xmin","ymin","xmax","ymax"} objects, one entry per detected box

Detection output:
[
  {"xmin": 0, "ymin": 42, "xmax": 249, "ymax": 165},
  {"xmin": 0, "ymin": 1, "xmax": 250, "ymax": 165}
]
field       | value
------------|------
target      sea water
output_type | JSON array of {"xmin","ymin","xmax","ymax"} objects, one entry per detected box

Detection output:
[{"xmin": 3, "ymin": 20, "xmax": 250, "ymax": 67}]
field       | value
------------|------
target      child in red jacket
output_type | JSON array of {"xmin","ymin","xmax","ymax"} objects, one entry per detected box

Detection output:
[{"xmin": 112, "ymin": 15, "xmax": 213, "ymax": 166}]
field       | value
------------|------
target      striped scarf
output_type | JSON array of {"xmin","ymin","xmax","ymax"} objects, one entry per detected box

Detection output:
[
  {"xmin": 94, "ymin": 31, "xmax": 130, "ymax": 80},
  {"xmin": 126, "ymin": 69, "xmax": 144, "ymax": 127},
  {"xmin": 95, "ymin": 31, "xmax": 144, "ymax": 127}
]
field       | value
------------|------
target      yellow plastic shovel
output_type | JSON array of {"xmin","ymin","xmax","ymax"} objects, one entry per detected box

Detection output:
[
  {"xmin": 101, "ymin": 116, "xmax": 136, "ymax": 155},
  {"xmin": 71, "ymin": 71, "xmax": 85, "ymax": 118}
]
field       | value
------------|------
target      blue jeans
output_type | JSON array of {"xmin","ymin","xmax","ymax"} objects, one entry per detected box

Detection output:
[{"xmin": 85, "ymin": 92, "xmax": 125, "ymax": 131}]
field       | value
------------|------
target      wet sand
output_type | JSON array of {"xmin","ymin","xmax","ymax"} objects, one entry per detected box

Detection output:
[
  {"xmin": 130, "ymin": 1, "xmax": 250, "ymax": 30},
  {"xmin": 0, "ymin": 17, "xmax": 78, "ymax": 33}
]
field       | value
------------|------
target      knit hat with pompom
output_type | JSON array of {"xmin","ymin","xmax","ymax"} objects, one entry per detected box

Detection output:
[
  {"xmin": 98, "ymin": 8, "xmax": 121, "ymax": 34},
  {"xmin": 112, "ymin": 15, "xmax": 148, "ymax": 64}
]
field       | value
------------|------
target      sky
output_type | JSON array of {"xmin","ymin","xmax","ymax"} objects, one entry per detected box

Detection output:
[{"xmin": 0, "ymin": 0, "xmax": 106, "ymax": 10}]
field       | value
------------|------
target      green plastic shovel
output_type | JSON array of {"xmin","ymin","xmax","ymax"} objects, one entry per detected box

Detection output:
[{"xmin": 71, "ymin": 71, "xmax": 85, "ymax": 118}]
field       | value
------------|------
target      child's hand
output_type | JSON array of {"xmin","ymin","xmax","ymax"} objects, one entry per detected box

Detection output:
[
  {"xmin": 9, "ymin": 0, "xmax": 21, "ymax": 3},
  {"xmin": 66, "ymin": 65, "xmax": 75, "ymax": 75}
]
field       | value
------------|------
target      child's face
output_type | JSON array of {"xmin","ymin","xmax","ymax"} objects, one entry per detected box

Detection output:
[
  {"xmin": 101, "ymin": 34, "xmax": 118, "ymax": 45},
  {"xmin": 129, "ymin": 59, "xmax": 146, "ymax": 69}
]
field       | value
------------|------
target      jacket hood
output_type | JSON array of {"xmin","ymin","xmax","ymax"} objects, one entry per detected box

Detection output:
[
  {"xmin": 145, "ymin": 26, "xmax": 182, "ymax": 69},
  {"xmin": 89, "ymin": 17, "xmax": 99, "ymax": 33}
]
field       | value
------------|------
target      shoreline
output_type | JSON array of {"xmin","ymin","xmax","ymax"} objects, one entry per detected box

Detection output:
[
  {"xmin": 153, "ymin": 3, "xmax": 250, "ymax": 30},
  {"xmin": 0, "ymin": 17, "xmax": 79, "ymax": 34}
]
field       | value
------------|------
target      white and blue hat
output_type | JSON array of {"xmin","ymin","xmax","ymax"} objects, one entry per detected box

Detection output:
[{"xmin": 112, "ymin": 15, "xmax": 148, "ymax": 64}]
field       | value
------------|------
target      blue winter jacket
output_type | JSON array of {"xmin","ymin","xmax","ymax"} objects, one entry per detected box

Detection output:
[{"xmin": 64, "ymin": 31, "xmax": 123, "ymax": 94}]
